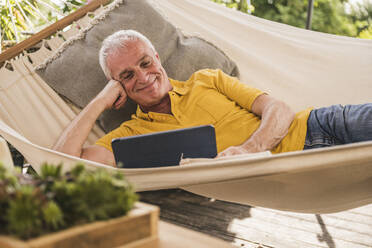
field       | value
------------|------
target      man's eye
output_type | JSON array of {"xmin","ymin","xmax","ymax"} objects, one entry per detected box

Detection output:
[
  {"xmin": 141, "ymin": 61, "xmax": 151, "ymax": 67},
  {"xmin": 123, "ymin": 73, "xmax": 133, "ymax": 80}
]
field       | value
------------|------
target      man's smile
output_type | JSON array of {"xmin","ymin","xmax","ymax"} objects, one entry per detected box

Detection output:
[{"xmin": 136, "ymin": 75, "xmax": 158, "ymax": 92}]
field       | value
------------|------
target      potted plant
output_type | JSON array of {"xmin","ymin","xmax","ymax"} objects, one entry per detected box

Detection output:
[{"xmin": 0, "ymin": 163, "xmax": 159, "ymax": 248}]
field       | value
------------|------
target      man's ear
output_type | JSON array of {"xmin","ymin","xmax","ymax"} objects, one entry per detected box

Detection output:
[{"xmin": 155, "ymin": 53, "xmax": 161, "ymax": 61}]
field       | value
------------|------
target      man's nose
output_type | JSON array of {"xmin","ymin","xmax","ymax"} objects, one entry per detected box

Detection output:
[{"xmin": 136, "ymin": 70, "xmax": 148, "ymax": 83}]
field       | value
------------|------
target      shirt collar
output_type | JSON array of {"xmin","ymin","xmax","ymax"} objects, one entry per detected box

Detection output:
[
  {"xmin": 169, "ymin": 78, "xmax": 189, "ymax": 95},
  {"xmin": 135, "ymin": 106, "xmax": 149, "ymax": 120},
  {"xmin": 135, "ymin": 78, "xmax": 189, "ymax": 119}
]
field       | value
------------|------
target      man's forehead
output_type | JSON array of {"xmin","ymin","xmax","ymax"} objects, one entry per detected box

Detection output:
[
  {"xmin": 124, "ymin": 39, "xmax": 151, "ymax": 54},
  {"xmin": 110, "ymin": 40, "xmax": 152, "ymax": 62}
]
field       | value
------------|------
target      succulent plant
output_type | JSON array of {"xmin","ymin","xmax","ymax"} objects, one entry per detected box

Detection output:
[
  {"xmin": 6, "ymin": 185, "xmax": 44, "ymax": 239},
  {"xmin": 0, "ymin": 163, "xmax": 138, "ymax": 239}
]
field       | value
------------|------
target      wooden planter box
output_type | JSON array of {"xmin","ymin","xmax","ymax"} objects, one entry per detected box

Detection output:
[{"xmin": 0, "ymin": 202, "xmax": 159, "ymax": 248}]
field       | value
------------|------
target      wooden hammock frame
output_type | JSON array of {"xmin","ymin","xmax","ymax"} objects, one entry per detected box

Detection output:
[{"xmin": 0, "ymin": 0, "xmax": 111, "ymax": 63}]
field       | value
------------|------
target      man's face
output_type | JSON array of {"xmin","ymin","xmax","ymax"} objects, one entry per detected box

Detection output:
[{"xmin": 106, "ymin": 40, "xmax": 172, "ymax": 108}]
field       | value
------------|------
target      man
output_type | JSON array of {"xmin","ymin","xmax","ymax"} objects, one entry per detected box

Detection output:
[{"xmin": 53, "ymin": 30, "xmax": 372, "ymax": 167}]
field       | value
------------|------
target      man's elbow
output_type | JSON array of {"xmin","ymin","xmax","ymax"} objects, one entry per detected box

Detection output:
[
  {"xmin": 81, "ymin": 146, "xmax": 116, "ymax": 167},
  {"xmin": 278, "ymin": 100, "xmax": 295, "ymax": 123},
  {"xmin": 54, "ymin": 146, "xmax": 82, "ymax": 158}
]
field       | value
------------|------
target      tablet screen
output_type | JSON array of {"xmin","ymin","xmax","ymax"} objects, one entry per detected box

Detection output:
[{"xmin": 112, "ymin": 125, "xmax": 217, "ymax": 168}]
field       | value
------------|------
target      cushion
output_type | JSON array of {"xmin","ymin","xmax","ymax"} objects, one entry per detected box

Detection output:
[{"xmin": 36, "ymin": 0, "xmax": 240, "ymax": 133}]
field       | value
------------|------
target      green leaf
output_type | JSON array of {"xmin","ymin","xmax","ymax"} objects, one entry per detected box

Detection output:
[
  {"xmin": 42, "ymin": 201, "xmax": 64, "ymax": 230},
  {"xmin": 6, "ymin": 186, "xmax": 43, "ymax": 239}
]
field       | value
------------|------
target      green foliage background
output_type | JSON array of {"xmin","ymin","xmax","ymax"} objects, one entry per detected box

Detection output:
[
  {"xmin": 211, "ymin": 0, "xmax": 372, "ymax": 39},
  {"xmin": 0, "ymin": 0, "xmax": 86, "ymax": 51},
  {"xmin": 1, "ymin": 0, "xmax": 370, "ymax": 51}
]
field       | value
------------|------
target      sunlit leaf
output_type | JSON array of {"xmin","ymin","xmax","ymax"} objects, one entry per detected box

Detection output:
[
  {"xmin": 1, "ymin": 0, "xmax": 86, "ymax": 48},
  {"xmin": 14, "ymin": 9, "xmax": 28, "ymax": 30}
]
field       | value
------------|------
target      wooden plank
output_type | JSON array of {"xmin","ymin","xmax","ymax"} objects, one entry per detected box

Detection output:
[
  {"xmin": 157, "ymin": 221, "xmax": 236, "ymax": 248},
  {"xmin": 229, "ymin": 207, "xmax": 372, "ymax": 247},
  {"xmin": 116, "ymin": 236, "xmax": 158, "ymax": 248},
  {"xmin": 0, "ymin": 237, "xmax": 25, "ymax": 248},
  {"xmin": 349, "ymin": 205, "xmax": 372, "ymax": 216},
  {"xmin": 158, "ymin": 207, "xmax": 312, "ymax": 248},
  {"xmin": 242, "ymin": 207, "xmax": 372, "ymax": 239},
  {"xmin": 142, "ymin": 189, "xmax": 372, "ymax": 235},
  {"xmin": 139, "ymin": 189, "xmax": 372, "ymax": 248},
  {"xmin": 0, "ymin": 0, "xmax": 111, "ymax": 63},
  {"xmin": 261, "ymin": 206, "xmax": 372, "ymax": 229},
  {"xmin": 0, "ymin": 202, "xmax": 159, "ymax": 248},
  {"xmin": 146, "ymin": 197, "xmax": 321, "ymax": 248},
  {"xmin": 150, "ymin": 190, "xmax": 372, "ymax": 229},
  {"xmin": 254, "ymin": 207, "xmax": 372, "ymax": 235},
  {"xmin": 230, "ymin": 209, "xmax": 371, "ymax": 248}
]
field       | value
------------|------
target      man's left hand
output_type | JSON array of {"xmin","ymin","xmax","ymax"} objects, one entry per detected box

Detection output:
[
  {"xmin": 218, "ymin": 145, "xmax": 248, "ymax": 157},
  {"xmin": 217, "ymin": 138, "xmax": 267, "ymax": 157},
  {"xmin": 218, "ymin": 144, "xmax": 259, "ymax": 158}
]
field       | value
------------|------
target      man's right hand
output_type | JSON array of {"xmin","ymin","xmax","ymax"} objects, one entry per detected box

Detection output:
[
  {"xmin": 95, "ymin": 80, "xmax": 127, "ymax": 110},
  {"xmin": 53, "ymin": 79, "xmax": 127, "ymax": 165}
]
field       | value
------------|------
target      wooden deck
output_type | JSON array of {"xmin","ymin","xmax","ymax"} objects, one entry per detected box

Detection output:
[{"xmin": 139, "ymin": 189, "xmax": 372, "ymax": 248}]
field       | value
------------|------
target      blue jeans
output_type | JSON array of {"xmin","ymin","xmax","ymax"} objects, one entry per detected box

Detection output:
[{"xmin": 304, "ymin": 104, "xmax": 372, "ymax": 150}]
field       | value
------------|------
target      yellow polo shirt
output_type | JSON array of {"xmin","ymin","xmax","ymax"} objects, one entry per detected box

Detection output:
[{"xmin": 96, "ymin": 69, "xmax": 312, "ymax": 154}]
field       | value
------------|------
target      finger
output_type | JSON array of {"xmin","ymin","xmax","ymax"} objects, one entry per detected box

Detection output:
[
  {"xmin": 229, "ymin": 150, "xmax": 238, "ymax": 156},
  {"xmin": 233, "ymin": 148, "xmax": 245, "ymax": 155},
  {"xmin": 117, "ymin": 81, "xmax": 128, "ymax": 95},
  {"xmin": 115, "ymin": 95, "xmax": 125, "ymax": 105},
  {"xmin": 225, "ymin": 147, "xmax": 241, "ymax": 157},
  {"xmin": 115, "ymin": 88, "xmax": 127, "ymax": 102},
  {"xmin": 114, "ymin": 96, "xmax": 127, "ymax": 109},
  {"xmin": 217, "ymin": 152, "xmax": 225, "ymax": 158},
  {"xmin": 218, "ymin": 149, "xmax": 233, "ymax": 157},
  {"xmin": 233, "ymin": 148, "xmax": 243, "ymax": 155},
  {"xmin": 116, "ymin": 100, "xmax": 126, "ymax": 109},
  {"xmin": 109, "ymin": 79, "xmax": 121, "ymax": 85},
  {"xmin": 117, "ymin": 88, "xmax": 127, "ymax": 101},
  {"xmin": 115, "ymin": 99, "xmax": 126, "ymax": 110},
  {"xmin": 217, "ymin": 150, "xmax": 227, "ymax": 157}
]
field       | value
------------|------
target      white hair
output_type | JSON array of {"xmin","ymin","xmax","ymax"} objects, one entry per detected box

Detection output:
[{"xmin": 99, "ymin": 30, "xmax": 156, "ymax": 79}]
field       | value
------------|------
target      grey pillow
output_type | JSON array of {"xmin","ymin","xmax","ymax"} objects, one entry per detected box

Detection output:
[{"xmin": 36, "ymin": 0, "xmax": 240, "ymax": 132}]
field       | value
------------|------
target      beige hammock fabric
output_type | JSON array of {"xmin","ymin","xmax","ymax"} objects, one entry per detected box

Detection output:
[{"xmin": 0, "ymin": 0, "xmax": 372, "ymax": 214}]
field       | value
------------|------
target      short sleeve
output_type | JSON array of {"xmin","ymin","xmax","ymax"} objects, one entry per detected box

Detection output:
[
  {"xmin": 197, "ymin": 69, "xmax": 265, "ymax": 111},
  {"xmin": 95, "ymin": 124, "xmax": 133, "ymax": 152}
]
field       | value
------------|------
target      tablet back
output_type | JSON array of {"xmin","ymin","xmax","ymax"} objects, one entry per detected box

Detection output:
[{"xmin": 112, "ymin": 125, "xmax": 217, "ymax": 168}]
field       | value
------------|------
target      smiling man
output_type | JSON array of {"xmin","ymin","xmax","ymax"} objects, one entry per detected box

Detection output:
[{"xmin": 53, "ymin": 30, "xmax": 372, "ymax": 167}]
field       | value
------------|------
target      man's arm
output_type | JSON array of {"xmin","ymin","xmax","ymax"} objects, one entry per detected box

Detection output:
[
  {"xmin": 218, "ymin": 94, "xmax": 295, "ymax": 156},
  {"xmin": 53, "ymin": 80, "xmax": 127, "ymax": 166}
]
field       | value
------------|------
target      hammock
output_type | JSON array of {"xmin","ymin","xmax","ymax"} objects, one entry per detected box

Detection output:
[{"xmin": 0, "ymin": 0, "xmax": 371, "ymax": 214}]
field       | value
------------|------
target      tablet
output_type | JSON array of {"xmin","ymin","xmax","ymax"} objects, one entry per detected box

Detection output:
[{"xmin": 111, "ymin": 125, "xmax": 217, "ymax": 168}]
